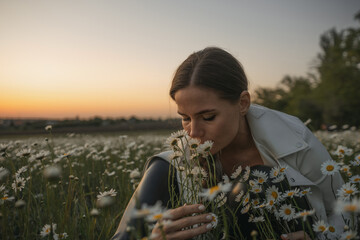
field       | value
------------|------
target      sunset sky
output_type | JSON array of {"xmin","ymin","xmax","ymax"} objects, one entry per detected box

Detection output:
[{"xmin": 0, "ymin": 1, "xmax": 359, "ymax": 119}]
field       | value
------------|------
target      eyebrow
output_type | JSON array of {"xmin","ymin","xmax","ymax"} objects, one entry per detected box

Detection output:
[{"xmin": 177, "ymin": 109, "xmax": 216, "ymax": 116}]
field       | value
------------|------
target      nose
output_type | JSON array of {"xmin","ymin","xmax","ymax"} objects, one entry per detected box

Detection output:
[{"xmin": 188, "ymin": 121, "xmax": 204, "ymax": 139}]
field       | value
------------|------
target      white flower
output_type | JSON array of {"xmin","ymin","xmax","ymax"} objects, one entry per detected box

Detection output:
[
  {"xmin": 335, "ymin": 197, "xmax": 360, "ymax": 214},
  {"xmin": 15, "ymin": 166, "xmax": 27, "ymax": 177},
  {"xmin": 350, "ymin": 155, "xmax": 360, "ymax": 166},
  {"xmin": 197, "ymin": 140, "xmax": 213, "ymax": 156},
  {"xmin": 278, "ymin": 204, "xmax": 295, "ymax": 221},
  {"xmin": 320, "ymin": 160, "xmax": 340, "ymax": 175},
  {"xmin": 214, "ymin": 192, "xmax": 227, "ymax": 208},
  {"xmin": 251, "ymin": 170, "xmax": 268, "ymax": 184},
  {"xmin": 242, "ymin": 166, "xmax": 251, "ymax": 181},
  {"xmin": 199, "ymin": 182, "xmax": 232, "ymax": 201},
  {"xmin": 188, "ymin": 138, "xmax": 200, "ymax": 150},
  {"xmin": 16, "ymin": 148, "xmax": 32, "ymax": 157},
  {"xmin": 272, "ymin": 174, "xmax": 285, "ymax": 183},
  {"xmin": 332, "ymin": 145, "xmax": 353, "ymax": 158},
  {"xmin": 340, "ymin": 230, "xmax": 358, "ymax": 240},
  {"xmin": 53, "ymin": 232, "xmax": 68, "ymax": 240},
  {"xmin": 208, "ymin": 213, "xmax": 218, "ymax": 229},
  {"xmin": 40, "ymin": 223, "xmax": 56, "ymax": 237},
  {"xmin": 242, "ymin": 193, "xmax": 250, "ymax": 206},
  {"xmin": 222, "ymin": 174, "xmax": 230, "ymax": 183},
  {"xmin": 97, "ymin": 188, "xmax": 117, "ymax": 200},
  {"xmin": 283, "ymin": 188, "xmax": 300, "ymax": 199},
  {"xmin": 45, "ymin": 125, "xmax": 52, "ymax": 131},
  {"xmin": 235, "ymin": 190, "xmax": 244, "ymax": 203},
  {"xmin": 265, "ymin": 186, "xmax": 281, "ymax": 201},
  {"xmin": 230, "ymin": 165, "xmax": 242, "ymax": 179},
  {"xmin": 250, "ymin": 184, "xmax": 262, "ymax": 194},
  {"xmin": 129, "ymin": 169, "xmax": 141, "ymax": 179},
  {"xmin": 294, "ymin": 209, "xmax": 315, "ymax": 221},
  {"xmin": 350, "ymin": 175, "xmax": 360, "ymax": 184},
  {"xmin": 337, "ymin": 182, "xmax": 359, "ymax": 201},
  {"xmin": 170, "ymin": 130, "xmax": 188, "ymax": 139},
  {"xmin": 298, "ymin": 187, "xmax": 312, "ymax": 197},
  {"xmin": 312, "ymin": 220, "xmax": 328, "ymax": 233},
  {"xmin": 11, "ymin": 177, "xmax": 26, "ymax": 193},
  {"xmin": 249, "ymin": 216, "xmax": 265, "ymax": 223}
]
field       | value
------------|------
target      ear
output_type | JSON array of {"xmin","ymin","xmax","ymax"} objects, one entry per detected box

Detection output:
[{"xmin": 239, "ymin": 91, "xmax": 250, "ymax": 116}]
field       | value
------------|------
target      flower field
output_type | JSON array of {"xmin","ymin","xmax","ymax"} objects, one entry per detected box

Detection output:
[{"xmin": 0, "ymin": 128, "xmax": 359, "ymax": 239}]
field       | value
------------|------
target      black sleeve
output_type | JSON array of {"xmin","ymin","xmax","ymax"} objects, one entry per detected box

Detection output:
[{"xmin": 111, "ymin": 158, "xmax": 177, "ymax": 240}]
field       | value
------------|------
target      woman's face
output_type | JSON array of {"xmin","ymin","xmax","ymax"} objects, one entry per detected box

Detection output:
[{"xmin": 174, "ymin": 86, "xmax": 243, "ymax": 154}]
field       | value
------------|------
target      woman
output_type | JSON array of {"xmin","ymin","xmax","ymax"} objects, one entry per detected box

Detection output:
[{"xmin": 112, "ymin": 47, "xmax": 345, "ymax": 240}]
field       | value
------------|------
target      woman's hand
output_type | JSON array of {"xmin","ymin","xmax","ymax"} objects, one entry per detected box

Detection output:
[
  {"xmin": 281, "ymin": 231, "xmax": 311, "ymax": 240},
  {"xmin": 151, "ymin": 204, "xmax": 214, "ymax": 240}
]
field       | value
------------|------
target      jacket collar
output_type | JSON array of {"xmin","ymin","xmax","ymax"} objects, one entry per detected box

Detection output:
[{"xmin": 246, "ymin": 104, "xmax": 308, "ymax": 159}]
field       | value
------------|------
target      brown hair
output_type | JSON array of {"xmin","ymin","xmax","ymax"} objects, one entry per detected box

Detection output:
[{"xmin": 170, "ymin": 47, "xmax": 248, "ymax": 102}]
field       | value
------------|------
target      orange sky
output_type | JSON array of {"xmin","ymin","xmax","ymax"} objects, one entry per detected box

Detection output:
[{"xmin": 0, "ymin": 1, "xmax": 358, "ymax": 119}]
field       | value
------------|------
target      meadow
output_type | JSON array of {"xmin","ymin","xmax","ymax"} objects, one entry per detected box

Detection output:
[{"xmin": 0, "ymin": 127, "xmax": 359, "ymax": 239}]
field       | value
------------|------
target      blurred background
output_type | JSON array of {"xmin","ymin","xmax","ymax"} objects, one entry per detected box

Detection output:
[{"xmin": 0, "ymin": 0, "xmax": 359, "ymax": 133}]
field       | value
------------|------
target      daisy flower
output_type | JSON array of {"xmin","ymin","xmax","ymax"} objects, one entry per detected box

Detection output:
[
  {"xmin": 249, "ymin": 216, "xmax": 265, "ymax": 223},
  {"xmin": 251, "ymin": 198, "xmax": 260, "ymax": 207},
  {"xmin": 283, "ymin": 188, "xmax": 300, "ymax": 199},
  {"xmin": 332, "ymin": 145, "xmax": 353, "ymax": 158},
  {"xmin": 197, "ymin": 140, "xmax": 213, "ymax": 156},
  {"xmin": 335, "ymin": 198, "xmax": 360, "ymax": 214},
  {"xmin": 350, "ymin": 155, "xmax": 360, "ymax": 166},
  {"xmin": 340, "ymin": 230, "xmax": 358, "ymax": 240},
  {"xmin": 312, "ymin": 220, "xmax": 328, "ymax": 233},
  {"xmin": 170, "ymin": 130, "xmax": 188, "ymax": 139},
  {"xmin": 337, "ymin": 182, "xmax": 359, "ymax": 201},
  {"xmin": 53, "ymin": 232, "xmax": 68, "ymax": 240},
  {"xmin": 235, "ymin": 190, "xmax": 244, "ymax": 203},
  {"xmin": 251, "ymin": 170, "xmax": 268, "ymax": 184},
  {"xmin": 266, "ymin": 186, "xmax": 281, "ymax": 201},
  {"xmin": 187, "ymin": 138, "xmax": 200, "ymax": 150},
  {"xmin": 250, "ymin": 184, "xmax": 262, "ymax": 194},
  {"xmin": 230, "ymin": 165, "xmax": 242, "ymax": 179},
  {"xmin": 208, "ymin": 213, "xmax": 218, "ymax": 229},
  {"xmin": 16, "ymin": 148, "xmax": 32, "ymax": 157},
  {"xmin": 265, "ymin": 198, "xmax": 276, "ymax": 211},
  {"xmin": 350, "ymin": 175, "xmax": 360, "ymax": 184},
  {"xmin": 242, "ymin": 193, "xmax": 250, "ymax": 206},
  {"xmin": 272, "ymin": 174, "xmax": 285, "ymax": 183},
  {"xmin": 40, "ymin": 223, "xmax": 57, "ymax": 237},
  {"xmin": 279, "ymin": 204, "xmax": 295, "ymax": 221},
  {"xmin": 129, "ymin": 169, "xmax": 141, "ymax": 179},
  {"xmin": 97, "ymin": 188, "xmax": 117, "ymax": 200},
  {"xmin": 242, "ymin": 166, "xmax": 251, "ymax": 181},
  {"xmin": 241, "ymin": 204, "xmax": 250, "ymax": 214},
  {"xmin": 321, "ymin": 160, "xmax": 340, "ymax": 176},
  {"xmin": 199, "ymin": 182, "xmax": 232, "ymax": 201},
  {"xmin": 11, "ymin": 177, "xmax": 26, "ymax": 193},
  {"xmin": 214, "ymin": 192, "xmax": 227, "ymax": 208},
  {"xmin": 294, "ymin": 209, "xmax": 315, "ymax": 221},
  {"xmin": 298, "ymin": 187, "xmax": 312, "ymax": 197}
]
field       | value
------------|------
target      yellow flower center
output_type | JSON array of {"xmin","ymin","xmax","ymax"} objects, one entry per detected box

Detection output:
[
  {"xmin": 319, "ymin": 226, "xmax": 326, "ymax": 232},
  {"xmin": 326, "ymin": 165, "xmax": 334, "ymax": 171},
  {"xmin": 153, "ymin": 214, "xmax": 163, "ymax": 220},
  {"xmin": 345, "ymin": 189, "xmax": 354, "ymax": 194},
  {"xmin": 46, "ymin": 228, "xmax": 50, "ymax": 233},
  {"xmin": 210, "ymin": 186, "xmax": 220, "ymax": 194},
  {"xmin": 258, "ymin": 178, "xmax": 264, "ymax": 183},
  {"xmin": 1, "ymin": 196, "xmax": 8, "ymax": 200},
  {"xmin": 287, "ymin": 192, "xmax": 294, "ymax": 196},
  {"xmin": 328, "ymin": 226, "xmax": 335, "ymax": 232},
  {"xmin": 340, "ymin": 149, "xmax": 345, "ymax": 154},
  {"xmin": 271, "ymin": 192, "xmax": 278, "ymax": 199},
  {"xmin": 344, "ymin": 205, "xmax": 357, "ymax": 212},
  {"xmin": 284, "ymin": 209, "xmax": 291, "ymax": 215},
  {"xmin": 280, "ymin": 168, "xmax": 286, "ymax": 172}
]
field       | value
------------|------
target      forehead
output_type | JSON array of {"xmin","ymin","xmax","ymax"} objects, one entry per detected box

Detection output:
[{"xmin": 174, "ymin": 86, "xmax": 231, "ymax": 113}]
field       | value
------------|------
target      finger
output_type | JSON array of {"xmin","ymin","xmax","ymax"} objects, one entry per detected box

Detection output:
[
  {"xmin": 168, "ymin": 204, "xmax": 206, "ymax": 220},
  {"xmin": 281, "ymin": 231, "xmax": 311, "ymax": 240},
  {"xmin": 163, "ymin": 213, "xmax": 213, "ymax": 233},
  {"xmin": 166, "ymin": 221, "xmax": 213, "ymax": 240}
]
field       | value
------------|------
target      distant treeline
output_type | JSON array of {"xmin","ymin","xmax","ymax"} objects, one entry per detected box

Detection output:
[
  {"xmin": 253, "ymin": 11, "xmax": 360, "ymax": 130},
  {"xmin": 0, "ymin": 117, "xmax": 182, "ymax": 135}
]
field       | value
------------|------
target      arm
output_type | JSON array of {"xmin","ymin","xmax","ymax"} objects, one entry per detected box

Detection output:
[{"xmin": 111, "ymin": 158, "xmax": 174, "ymax": 240}]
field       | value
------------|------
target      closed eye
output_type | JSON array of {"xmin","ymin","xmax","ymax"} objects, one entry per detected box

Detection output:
[{"xmin": 203, "ymin": 115, "xmax": 216, "ymax": 121}]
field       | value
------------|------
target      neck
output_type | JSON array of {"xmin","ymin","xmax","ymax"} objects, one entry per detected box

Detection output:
[{"xmin": 219, "ymin": 117, "xmax": 263, "ymax": 175}]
